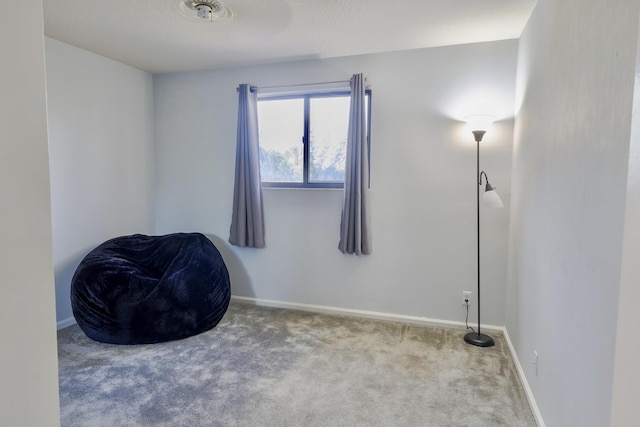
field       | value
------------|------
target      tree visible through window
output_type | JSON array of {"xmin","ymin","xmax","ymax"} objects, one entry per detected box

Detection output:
[{"xmin": 257, "ymin": 90, "xmax": 370, "ymax": 188}]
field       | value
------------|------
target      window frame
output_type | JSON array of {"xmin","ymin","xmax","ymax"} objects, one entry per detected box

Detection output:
[{"xmin": 258, "ymin": 89, "xmax": 372, "ymax": 189}]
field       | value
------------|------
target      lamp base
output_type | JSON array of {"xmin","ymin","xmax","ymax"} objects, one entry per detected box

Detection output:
[{"xmin": 464, "ymin": 332, "xmax": 495, "ymax": 347}]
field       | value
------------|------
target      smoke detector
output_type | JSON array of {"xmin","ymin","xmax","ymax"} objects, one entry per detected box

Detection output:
[{"xmin": 181, "ymin": 1, "xmax": 232, "ymax": 22}]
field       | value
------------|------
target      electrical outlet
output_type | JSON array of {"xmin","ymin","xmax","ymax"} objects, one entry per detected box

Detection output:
[
  {"xmin": 533, "ymin": 351, "xmax": 539, "ymax": 376},
  {"xmin": 462, "ymin": 291, "xmax": 472, "ymax": 305}
]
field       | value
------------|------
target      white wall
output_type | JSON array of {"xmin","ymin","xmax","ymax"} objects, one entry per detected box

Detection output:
[
  {"xmin": 610, "ymin": 29, "xmax": 640, "ymax": 426},
  {"xmin": 45, "ymin": 38, "xmax": 155, "ymax": 324},
  {"xmin": 154, "ymin": 40, "xmax": 517, "ymax": 326},
  {"xmin": 507, "ymin": 0, "xmax": 640, "ymax": 426},
  {"xmin": 0, "ymin": 2, "xmax": 60, "ymax": 426}
]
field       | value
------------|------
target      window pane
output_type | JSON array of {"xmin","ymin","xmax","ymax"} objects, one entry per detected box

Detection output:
[
  {"xmin": 258, "ymin": 98, "xmax": 304, "ymax": 182},
  {"xmin": 309, "ymin": 96, "xmax": 349, "ymax": 183}
]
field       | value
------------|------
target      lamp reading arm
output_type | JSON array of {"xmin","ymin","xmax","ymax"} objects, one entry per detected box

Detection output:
[{"xmin": 479, "ymin": 171, "xmax": 504, "ymax": 208}]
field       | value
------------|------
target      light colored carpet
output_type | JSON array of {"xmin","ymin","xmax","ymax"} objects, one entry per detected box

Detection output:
[{"xmin": 58, "ymin": 302, "xmax": 536, "ymax": 426}]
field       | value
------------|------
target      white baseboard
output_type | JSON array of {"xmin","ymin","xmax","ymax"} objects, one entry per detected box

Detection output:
[
  {"xmin": 231, "ymin": 295, "xmax": 503, "ymax": 333},
  {"xmin": 57, "ymin": 316, "xmax": 76, "ymax": 330},
  {"xmin": 502, "ymin": 327, "xmax": 545, "ymax": 427}
]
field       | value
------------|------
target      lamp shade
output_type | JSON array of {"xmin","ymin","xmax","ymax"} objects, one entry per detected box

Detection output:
[
  {"xmin": 483, "ymin": 184, "xmax": 504, "ymax": 208},
  {"xmin": 464, "ymin": 114, "xmax": 496, "ymax": 132}
]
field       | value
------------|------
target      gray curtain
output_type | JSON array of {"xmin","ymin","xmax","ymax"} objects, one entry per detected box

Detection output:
[
  {"xmin": 338, "ymin": 73, "xmax": 371, "ymax": 255},
  {"xmin": 229, "ymin": 84, "xmax": 265, "ymax": 248}
]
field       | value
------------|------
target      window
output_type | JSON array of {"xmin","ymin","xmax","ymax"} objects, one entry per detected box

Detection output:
[{"xmin": 257, "ymin": 90, "xmax": 371, "ymax": 188}]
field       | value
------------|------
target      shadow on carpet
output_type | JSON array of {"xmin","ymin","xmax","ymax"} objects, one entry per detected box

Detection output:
[{"xmin": 58, "ymin": 302, "xmax": 536, "ymax": 426}]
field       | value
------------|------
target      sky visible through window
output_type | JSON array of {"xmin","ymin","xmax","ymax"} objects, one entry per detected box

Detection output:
[
  {"xmin": 258, "ymin": 94, "xmax": 350, "ymax": 184},
  {"xmin": 258, "ymin": 98, "xmax": 304, "ymax": 182},
  {"xmin": 309, "ymin": 97, "xmax": 349, "ymax": 182}
]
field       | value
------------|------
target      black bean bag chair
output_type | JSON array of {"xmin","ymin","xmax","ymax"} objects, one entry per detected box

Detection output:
[{"xmin": 71, "ymin": 233, "xmax": 230, "ymax": 344}]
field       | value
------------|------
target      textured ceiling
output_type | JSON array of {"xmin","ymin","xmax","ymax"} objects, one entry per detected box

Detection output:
[{"xmin": 43, "ymin": 0, "xmax": 537, "ymax": 74}]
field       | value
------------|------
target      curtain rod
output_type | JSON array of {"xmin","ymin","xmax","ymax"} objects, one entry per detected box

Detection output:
[
  {"xmin": 253, "ymin": 79, "xmax": 352, "ymax": 91},
  {"xmin": 237, "ymin": 77, "xmax": 370, "ymax": 93}
]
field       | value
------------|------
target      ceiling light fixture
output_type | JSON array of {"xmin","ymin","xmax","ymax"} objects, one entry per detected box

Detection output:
[{"xmin": 181, "ymin": 0, "xmax": 232, "ymax": 22}]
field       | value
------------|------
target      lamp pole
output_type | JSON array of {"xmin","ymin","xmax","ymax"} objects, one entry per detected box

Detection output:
[{"xmin": 464, "ymin": 129, "xmax": 495, "ymax": 347}]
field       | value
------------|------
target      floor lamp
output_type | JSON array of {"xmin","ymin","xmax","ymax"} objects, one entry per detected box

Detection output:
[{"xmin": 463, "ymin": 115, "xmax": 503, "ymax": 348}]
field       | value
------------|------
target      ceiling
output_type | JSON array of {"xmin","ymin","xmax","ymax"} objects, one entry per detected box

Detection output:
[{"xmin": 43, "ymin": 0, "xmax": 537, "ymax": 74}]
